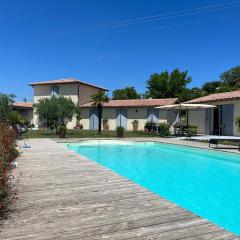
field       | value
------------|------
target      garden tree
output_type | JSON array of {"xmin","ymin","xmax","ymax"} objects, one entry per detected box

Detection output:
[
  {"xmin": 179, "ymin": 87, "xmax": 205, "ymax": 102},
  {"xmin": 220, "ymin": 66, "xmax": 240, "ymax": 88},
  {"xmin": 91, "ymin": 91, "xmax": 109, "ymax": 134},
  {"xmin": 202, "ymin": 81, "xmax": 221, "ymax": 94},
  {"xmin": 146, "ymin": 69, "xmax": 192, "ymax": 100},
  {"xmin": 35, "ymin": 96, "xmax": 81, "ymax": 130},
  {"xmin": 8, "ymin": 111, "xmax": 28, "ymax": 125},
  {"xmin": 0, "ymin": 93, "xmax": 15, "ymax": 120},
  {"xmin": 35, "ymin": 97, "xmax": 58, "ymax": 129},
  {"xmin": 57, "ymin": 96, "xmax": 81, "ymax": 126},
  {"xmin": 112, "ymin": 86, "xmax": 140, "ymax": 100}
]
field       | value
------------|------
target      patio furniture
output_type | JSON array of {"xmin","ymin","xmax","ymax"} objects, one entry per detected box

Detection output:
[
  {"xmin": 156, "ymin": 103, "xmax": 217, "ymax": 137},
  {"xmin": 209, "ymin": 137, "xmax": 240, "ymax": 151}
]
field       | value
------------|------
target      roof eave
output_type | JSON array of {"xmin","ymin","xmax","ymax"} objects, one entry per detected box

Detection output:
[{"xmin": 28, "ymin": 81, "xmax": 109, "ymax": 91}]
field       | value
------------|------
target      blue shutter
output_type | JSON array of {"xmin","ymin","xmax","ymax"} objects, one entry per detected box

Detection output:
[
  {"xmin": 147, "ymin": 109, "xmax": 152, "ymax": 122},
  {"xmin": 89, "ymin": 108, "xmax": 99, "ymax": 130},
  {"xmin": 153, "ymin": 109, "xmax": 159, "ymax": 122},
  {"xmin": 51, "ymin": 85, "xmax": 59, "ymax": 96},
  {"xmin": 116, "ymin": 109, "xmax": 121, "ymax": 127},
  {"xmin": 116, "ymin": 109, "xmax": 128, "ymax": 129},
  {"xmin": 147, "ymin": 108, "xmax": 159, "ymax": 122}
]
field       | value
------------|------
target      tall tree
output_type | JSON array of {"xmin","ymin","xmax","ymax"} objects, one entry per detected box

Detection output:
[
  {"xmin": 0, "ymin": 93, "xmax": 15, "ymax": 120},
  {"xmin": 91, "ymin": 91, "xmax": 109, "ymax": 134},
  {"xmin": 112, "ymin": 86, "xmax": 140, "ymax": 100},
  {"xmin": 220, "ymin": 66, "xmax": 240, "ymax": 88},
  {"xmin": 179, "ymin": 87, "xmax": 205, "ymax": 102},
  {"xmin": 146, "ymin": 69, "xmax": 191, "ymax": 100},
  {"xmin": 202, "ymin": 81, "xmax": 221, "ymax": 94}
]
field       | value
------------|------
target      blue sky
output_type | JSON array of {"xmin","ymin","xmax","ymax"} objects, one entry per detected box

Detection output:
[{"xmin": 0, "ymin": 0, "xmax": 240, "ymax": 101}]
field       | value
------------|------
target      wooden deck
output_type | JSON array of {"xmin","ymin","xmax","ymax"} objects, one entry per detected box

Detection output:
[{"xmin": 0, "ymin": 138, "xmax": 239, "ymax": 240}]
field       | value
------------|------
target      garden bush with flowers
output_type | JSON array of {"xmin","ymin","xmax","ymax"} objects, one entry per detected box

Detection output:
[{"xmin": 0, "ymin": 121, "xmax": 18, "ymax": 217}]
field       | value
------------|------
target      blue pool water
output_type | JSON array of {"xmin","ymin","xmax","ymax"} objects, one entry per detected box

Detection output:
[{"xmin": 67, "ymin": 140, "xmax": 240, "ymax": 235}]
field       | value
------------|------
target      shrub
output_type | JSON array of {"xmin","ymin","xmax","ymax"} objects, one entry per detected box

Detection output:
[
  {"xmin": 236, "ymin": 116, "xmax": 240, "ymax": 132},
  {"xmin": 144, "ymin": 121, "xmax": 156, "ymax": 132},
  {"xmin": 116, "ymin": 126, "xmax": 124, "ymax": 138},
  {"xmin": 158, "ymin": 123, "xmax": 170, "ymax": 137},
  {"xmin": 186, "ymin": 127, "xmax": 198, "ymax": 139},
  {"xmin": 0, "ymin": 121, "xmax": 18, "ymax": 214},
  {"xmin": 57, "ymin": 125, "xmax": 67, "ymax": 138}
]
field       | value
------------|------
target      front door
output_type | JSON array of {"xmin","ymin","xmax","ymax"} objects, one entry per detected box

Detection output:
[
  {"xmin": 89, "ymin": 108, "xmax": 99, "ymax": 130},
  {"xmin": 116, "ymin": 109, "xmax": 128, "ymax": 129}
]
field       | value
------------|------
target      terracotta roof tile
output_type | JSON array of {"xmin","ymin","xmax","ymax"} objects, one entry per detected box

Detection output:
[
  {"xmin": 29, "ymin": 78, "xmax": 108, "ymax": 91},
  {"xmin": 186, "ymin": 89, "xmax": 240, "ymax": 103},
  {"xmin": 81, "ymin": 98, "xmax": 178, "ymax": 108},
  {"xmin": 12, "ymin": 102, "xmax": 33, "ymax": 108}
]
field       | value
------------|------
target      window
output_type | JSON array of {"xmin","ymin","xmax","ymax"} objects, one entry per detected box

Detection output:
[{"xmin": 50, "ymin": 85, "xmax": 59, "ymax": 96}]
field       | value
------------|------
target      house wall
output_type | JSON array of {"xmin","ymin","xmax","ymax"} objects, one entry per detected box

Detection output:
[
  {"xmin": 213, "ymin": 100, "xmax": 240, "ymax": 136},
  {"xmin": 188, "ymin": 100, "xmax": 240, "ymax": 136},
  {"xmin": 188, "ymin": 110, "xmax": 206, "ymax": 134},
  {"xmin": 80, "ymin": 108, "xmax": 169, "ymax": 131},
  {"xmin": 78, "ymin": 84, "xmax": 104, "ymax": 104},
  {"xmin": 33, "ymin": 83, "xmax": 79, "ymax": 104},
  {"xmin": 32, "ymin": 83, "xmax": 105, "ymax": 129}
]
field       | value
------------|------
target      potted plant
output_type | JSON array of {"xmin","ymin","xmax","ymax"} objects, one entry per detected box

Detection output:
[
  {"xmin": 103, "ymin": 118, "xmax": 109, "ymax": 131},
  {"xmin": 75, "ymin": 124, "xmax": 83, "ymax": 129},
  {"xmin": 57, "ymin": 125, "xmax": 67, "ymax": 138},
  {"xmin": 116, "ymin": 126, "xmax": 124, "ymax": 138},
  {"xmin": 186, "ymin": 127, "xmax": 198, "ymax": 139},
  {"xmin": 144, "ymin": 121, "xmax": 156, "ymax": 132},
  {"xmin": 132, "ymin": 120, "xmax": 139, "ymax": 131}
]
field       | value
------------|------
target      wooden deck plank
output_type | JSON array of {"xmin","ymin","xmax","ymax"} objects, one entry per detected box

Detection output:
[{"xmin": 0, "ymin": 139, "xmax": 239, "ymax": 240}]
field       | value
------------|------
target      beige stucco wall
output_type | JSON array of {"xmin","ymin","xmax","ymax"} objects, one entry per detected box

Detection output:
[
  {"xmin": 188, "ymin": 110, "xmax": 206, "ymax": 134},
  {"xmin": 188, "ymin": 100, "xmax": 240, "ymax": 136},
  {"xmin": 80, "ymin": 107, "xmax": 169, "ymax": 131},
  {"xmin": 78, "ymin": 85, "xmax": 104, "ymax": 105},
  {"xmin": 80, "ymin": 108, "xmax": 90, "ymax": 129},
  {"xmin": 33, "ymin": 83, "xmax": 79, "ymax": 104},
  {"xmin": 32, "ymin": 83, "xmax": 79, "ymax": 128}
]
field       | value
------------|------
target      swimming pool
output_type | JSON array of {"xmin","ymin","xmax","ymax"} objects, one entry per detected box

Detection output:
[{"xmin": 67, "ymin": 140, "xmax": 240, "ymax": 235}]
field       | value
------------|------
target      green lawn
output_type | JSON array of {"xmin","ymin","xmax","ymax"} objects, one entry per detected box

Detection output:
[{"xmin": 21, "ymin": 129, "xmax": 160, "ymax": 138}]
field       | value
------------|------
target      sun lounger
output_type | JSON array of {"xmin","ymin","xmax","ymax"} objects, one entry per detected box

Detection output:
[{"xmin": 209, "ymin": 137, "xmax": 240, "ymax": 151}]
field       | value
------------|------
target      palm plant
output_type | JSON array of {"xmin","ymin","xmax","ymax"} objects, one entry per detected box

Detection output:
[{"xmin": 91, "ymin": 91, "xmax": 109, "ymax": 134}]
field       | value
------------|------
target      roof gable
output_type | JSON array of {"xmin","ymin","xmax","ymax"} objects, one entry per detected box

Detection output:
[
  {"xmin": 29, "ymin": 78, "xmax": 108, "ymax": 91},
  {"xmin": 12, "ymin": 102, "xmax": 33, "ymax": 108},
  {"xmin": 186, "ymin": 89, "xmax": 240, "ymax": 104}
]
